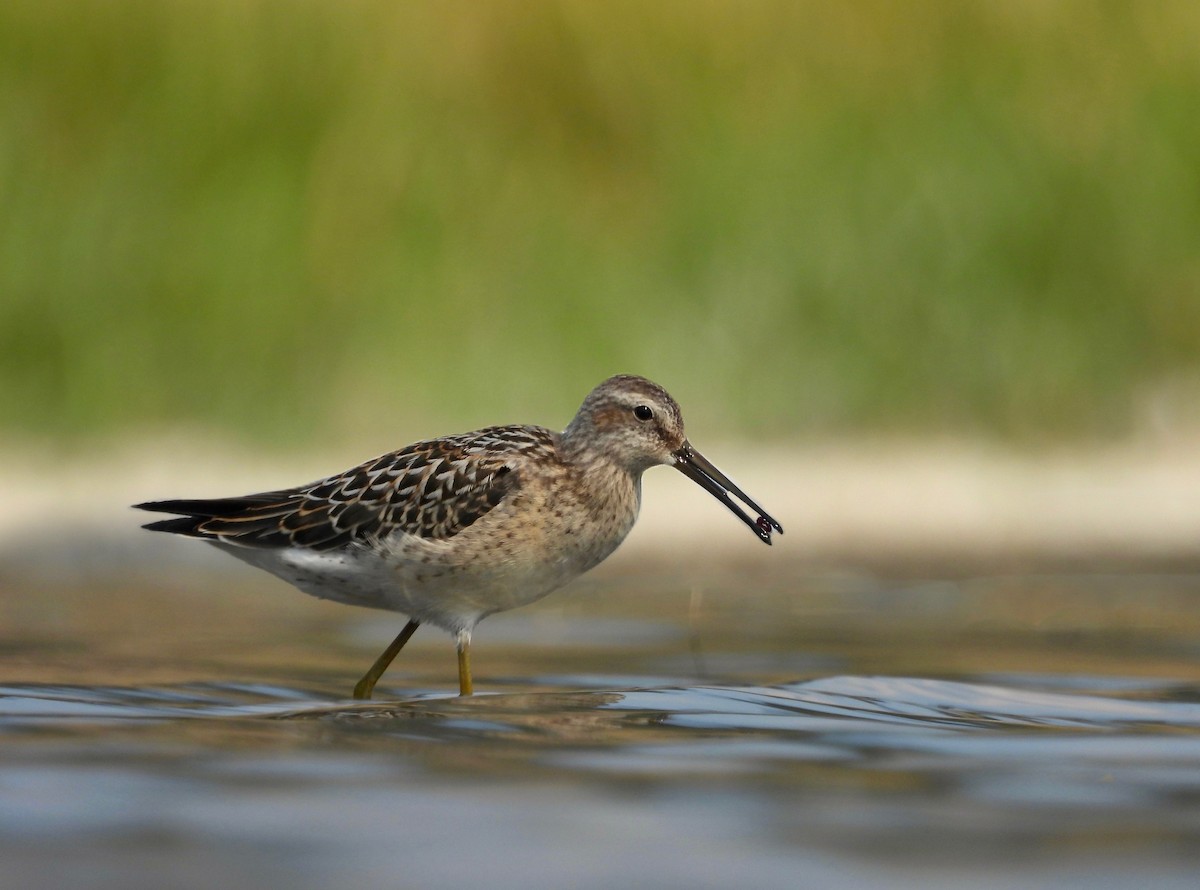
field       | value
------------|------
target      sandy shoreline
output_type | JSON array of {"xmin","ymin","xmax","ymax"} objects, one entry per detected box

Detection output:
[{"xmin": 3, "ymin": 436, "xmax": 1199, "ymax": 576}]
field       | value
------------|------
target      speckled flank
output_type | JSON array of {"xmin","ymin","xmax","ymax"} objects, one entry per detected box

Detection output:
[{"xmin": 136, "ymin": 374, "xmax": 781, "ymax": 694}]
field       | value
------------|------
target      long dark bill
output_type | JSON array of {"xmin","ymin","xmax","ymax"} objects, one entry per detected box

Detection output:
[{"xmin": 673, "ymin": 443, "xmax": 784, "ymax": 545}]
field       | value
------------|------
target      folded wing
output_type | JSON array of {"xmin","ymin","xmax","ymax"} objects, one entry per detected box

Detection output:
[{"xmin": 134, "ymin": 426, "xmax": 552, "ymax": 550}]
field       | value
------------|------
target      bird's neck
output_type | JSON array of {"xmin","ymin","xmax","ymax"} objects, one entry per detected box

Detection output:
[{"xmin": 557, "ymin": 433, "xmax": 642, "ymax": 527}]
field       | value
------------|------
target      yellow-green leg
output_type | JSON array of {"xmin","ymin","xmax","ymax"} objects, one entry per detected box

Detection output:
[
  {"xmin": 456, "ymin": 629, "xmax": 473, "ymax": 696},
  {"xmin": 353, "ymin": 619, "xmax": 420, "ymax": 700}
]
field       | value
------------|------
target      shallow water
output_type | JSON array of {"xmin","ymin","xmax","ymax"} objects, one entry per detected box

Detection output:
[{"xmin": 2, "ymin": 565, "xmax": 1200, "ymax": 888}]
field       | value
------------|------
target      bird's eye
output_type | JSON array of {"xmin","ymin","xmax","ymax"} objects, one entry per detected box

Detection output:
[{"xmin": 633, "ymin": 405, "xmax": 654, "ymax": 422}]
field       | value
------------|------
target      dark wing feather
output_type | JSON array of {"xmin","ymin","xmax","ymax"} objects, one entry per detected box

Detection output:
[{"xmin": 135, "ymin": 425, "xmax": 555, "ymax": 550}]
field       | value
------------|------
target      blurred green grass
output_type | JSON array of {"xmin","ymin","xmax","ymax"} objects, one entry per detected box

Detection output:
[{"xmin": 2, "ymin": 1, "xmax": 1198, "ymax": 446}]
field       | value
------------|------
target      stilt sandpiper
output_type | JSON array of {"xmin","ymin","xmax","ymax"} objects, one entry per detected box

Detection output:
[{"xmin": 136, "ymin": 375, "xmax": 782, "ymax": 698}]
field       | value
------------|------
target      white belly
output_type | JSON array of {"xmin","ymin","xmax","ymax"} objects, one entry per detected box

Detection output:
[{"xmin": 213, "ymin": 518, "xmax": 627, "ymax": 634}]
